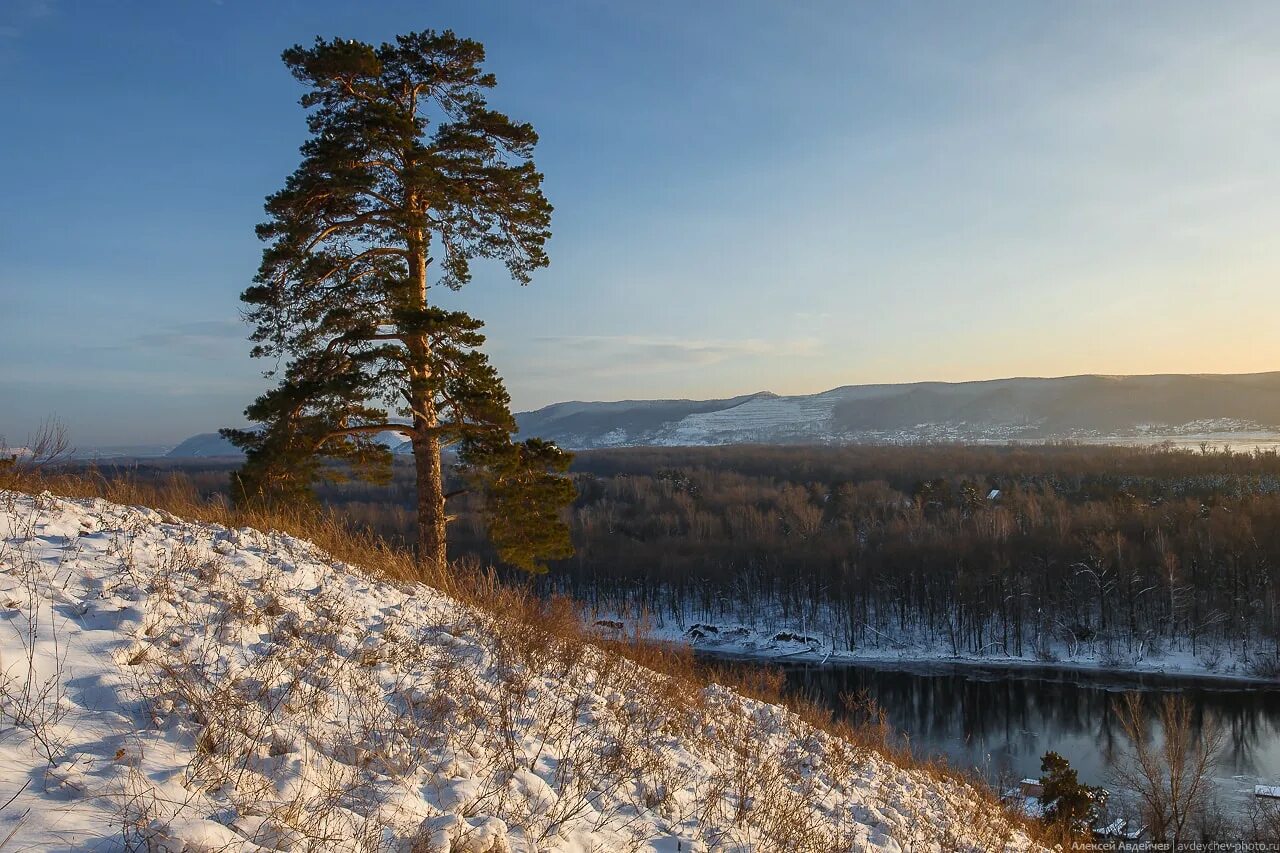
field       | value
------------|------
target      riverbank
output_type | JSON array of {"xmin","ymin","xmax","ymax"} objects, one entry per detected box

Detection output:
[
  {"xmin": 595, "ymin": 615, "xmax": 1280, "ymax": 687},
  {"xmin": 756, "ymin": 650, "xmax": 1280, "ymax": 834}
]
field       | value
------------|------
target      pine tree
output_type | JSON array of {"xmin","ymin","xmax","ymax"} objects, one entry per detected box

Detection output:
[
  {"xmin": 222, "ymin": 31, "xmax": 573, "ymax": 572},
  {"xmin": 1039, "ymin": 751, "xmax": 1107, "ymax": 831}
]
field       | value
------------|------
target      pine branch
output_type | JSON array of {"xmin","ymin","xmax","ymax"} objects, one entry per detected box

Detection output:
[
  {"xmin": 322, "ymin": 331, "xmax": 405, "ymax": 354},
  {"xmin": 304, "ymin": 212, "xmax": 403, "ymax": 254},
  {"xmin": 308, "ymin": 246, "xmax": 411, "ymax": 284},
  {"xmin": 316, "ymin": 423, "xmax": 411, "ymax": 447}
]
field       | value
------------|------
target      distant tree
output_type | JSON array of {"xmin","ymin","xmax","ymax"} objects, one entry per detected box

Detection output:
[
  {"xmin": 1110, "ymin": 693, "xmax": 1223, "ymax": 844},
  {"xmin": 1038, "ymin": 751, "xmax": 1107, "ymax": 831},
  {"xmin": 223, "ymin": 31, "xmax": 573, "ymax": 572}
]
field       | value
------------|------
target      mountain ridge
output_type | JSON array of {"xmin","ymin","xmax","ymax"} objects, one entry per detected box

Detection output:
[
  {"xmin": 166, "ymin": 371, "xmax": 1280, "ymax": 456},
  {"xmin": 514, "ymin": 371, "xmax": 1280, "ymax": 449}
]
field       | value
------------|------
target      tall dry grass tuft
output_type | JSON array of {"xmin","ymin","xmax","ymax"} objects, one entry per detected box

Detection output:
[{"xmin": 0, "ymin": 465, "xmax": 1054, "ymax": 848}]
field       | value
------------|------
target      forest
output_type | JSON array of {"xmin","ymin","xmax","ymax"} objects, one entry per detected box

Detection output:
[{"xmin": 100, "ymin": 442, "xmax": 1280, "ymax": 674}]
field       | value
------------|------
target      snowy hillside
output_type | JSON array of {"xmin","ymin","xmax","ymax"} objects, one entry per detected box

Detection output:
[
  {"xmin": 514, "ymin": 372, "xmax": 1280, "ymax": 449},
  {"xmin": 0, "ymin": 490, "xmax": 1037, "ymax": 851},
  {"xmin": 165, "ymin": 372, "xmax": 1280, "ymax": 456}
]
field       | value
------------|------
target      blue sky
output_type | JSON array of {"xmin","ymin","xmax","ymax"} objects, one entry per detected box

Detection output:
[{"xmin": 4, "ymin": 1, "xmax": 1280, "ymax": 447}]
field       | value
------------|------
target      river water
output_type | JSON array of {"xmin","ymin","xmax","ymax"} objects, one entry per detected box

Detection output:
[{"xmin": 771, "ymin": 660, "xmax": 1280, "ymax": 821}]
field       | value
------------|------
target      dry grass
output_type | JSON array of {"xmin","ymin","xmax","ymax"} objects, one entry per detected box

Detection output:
[{"xmin": 0, "ymin": 463, "xmax": 1058, "ymax": 849}]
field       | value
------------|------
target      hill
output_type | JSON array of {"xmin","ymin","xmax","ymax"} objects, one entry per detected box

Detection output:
[
  {"xmin": 0, "ymin": 489, "xmax": 1037, "ymax": 851},
  {"xmin": 166, "ymin": 432, "xmax": 243, "ymax": 457},
  {"xmin": 167, "ymin": 429, "xmax": 414, "ymax": 459},
  {"xmin": 168, "ymin": 372, "xmax": 1280, "ymax": 455},
  {"xmin": 515, "ymin": 372, "xmax": 1280, "ymax": 448}
]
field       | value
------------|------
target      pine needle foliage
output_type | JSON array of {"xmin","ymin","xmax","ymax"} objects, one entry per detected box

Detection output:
[{"xmin": 1038, "ymin": 751, "xmax": 1106, "ymax": 832}]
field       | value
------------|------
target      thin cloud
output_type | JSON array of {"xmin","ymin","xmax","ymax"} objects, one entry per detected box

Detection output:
[
  {"xmin": 521, "ymin": 334, "xmax": 821, "ymax": 379},
  {"xmin": 75, "ymin": 319, "xmax": 248, "ymax": 358},
  {"xmin": 134, "ymin": 319, "xmax": 247, "ymax": 350},
  {"xmin": 536, "ymin": 334, "xmax": 816, "ymax": 357},
  {"xmin": 1, "ymin": 366, "xmax": 256, "ymax": 396}
]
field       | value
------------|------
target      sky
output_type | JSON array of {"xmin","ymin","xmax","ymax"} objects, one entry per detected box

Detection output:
[{"xmin": 3, "ymin": 1, "xmax": 1280, "ymax": 447}]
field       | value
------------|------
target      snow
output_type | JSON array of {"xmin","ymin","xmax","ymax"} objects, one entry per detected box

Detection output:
[
  {"xmin": 1091, "ymin": 818, "xmax": 1143, "ymax": 839},
  {"xmin": 0, "ymin": 490, "xmax": 1038, "ymax": 851},
  {"xmin": 514, "ymin": 376, "xmax": 1280, "ymax": 450},
  {"xmin": 664, "ymin": 394, "xmax": 839, "ymax": 445},
  {"xmin": 1256, "ymin": 785, "xmax": 1280, "ymax": 799},
  {"xmin": 616, "ymin": 606, "xmax": 1279, "ymax": 685}
]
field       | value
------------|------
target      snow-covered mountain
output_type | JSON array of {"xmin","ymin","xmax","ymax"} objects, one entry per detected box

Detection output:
[
  {"xmin": 0, "ymin": 490, "xmax": 1037, "ymax": 850},
  {"xmin": 166, "ymin": 372, "xmax": 1280, "ymax": 455},
  {"xmin": 515, "ymin": 372, "xmax": 1280, "ymax": 448}
]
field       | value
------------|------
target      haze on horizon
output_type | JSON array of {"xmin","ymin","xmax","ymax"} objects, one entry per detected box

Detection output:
[{"xmin": 4, "ymin": 0, "xmax": 1280, "ymax": 447}]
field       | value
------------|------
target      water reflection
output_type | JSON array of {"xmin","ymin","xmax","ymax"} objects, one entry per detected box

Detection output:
[{"xmin": 776, "ymin": 661, "xmax": 1280, "ymax": 816}]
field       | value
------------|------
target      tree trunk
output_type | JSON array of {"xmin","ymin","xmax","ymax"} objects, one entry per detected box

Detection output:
[
  {"xmin": 412, "ymin": 430, "xmax": 447, "ymax": 570},
  {"xmin": 405, "ymin": 213, "xmax": 446, "ymax": 569}
]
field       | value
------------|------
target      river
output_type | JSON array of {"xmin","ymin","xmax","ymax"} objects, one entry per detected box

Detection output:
[{"xmin": 768, "ymin": 659, "xmax": 1280, "ymax": 823}]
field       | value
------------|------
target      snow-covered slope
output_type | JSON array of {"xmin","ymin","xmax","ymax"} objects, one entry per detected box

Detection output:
[
  {"xmin": 168, "ymin": 373, "xmax": 1280, "ymax": 456},
  {"xmin": 515, "ymin": 372, "xmax": 1280, "ymax": 448},
  {"xmin": 0, "ymin": 490, "xmax": 1036, "ymax": 851}
]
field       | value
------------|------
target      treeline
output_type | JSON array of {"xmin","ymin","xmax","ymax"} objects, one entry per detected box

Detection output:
[
  {"xmin": 557, "ymin": 444, "xmax": 1280, "ymax": 671},
  {"xmin": 93, "ymin": 443, "xmax": 1280, "ymax": 671}
]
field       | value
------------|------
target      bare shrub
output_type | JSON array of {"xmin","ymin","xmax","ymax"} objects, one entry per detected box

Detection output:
[
  {"xmin": 1109, "ymin": 693, "xmax": 1224, "ymax": 845},
  {"xmin": 1247, "ymin": 796, "xmax": 1280, "ymax": 843},
  {"xmin": 1, "ymin": 419, "xmax": 72, "ymax": 474},
  {"xmin": 0, "ymin": 552, "xmax": 69, "ymax": 766},
  {"xmin": 1247, "ymin": 653, "xmax": 1280, "ymax": 679}
]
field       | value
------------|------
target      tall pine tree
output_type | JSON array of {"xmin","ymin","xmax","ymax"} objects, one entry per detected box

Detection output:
[{"xmin": 223, "ymin": 31, "xmax": 574, "ymax": 572}]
